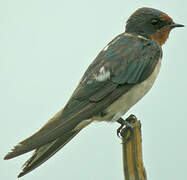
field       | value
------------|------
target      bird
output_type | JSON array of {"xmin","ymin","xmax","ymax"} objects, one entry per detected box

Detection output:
[{"xmin": 4, "ymin": 7, "xmax": 184, "ymax": 178}]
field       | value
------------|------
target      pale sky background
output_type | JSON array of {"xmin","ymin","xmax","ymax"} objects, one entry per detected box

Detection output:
[{"xmin": 1, "ymin": 0, "xmax": 186, "ymax": 180}]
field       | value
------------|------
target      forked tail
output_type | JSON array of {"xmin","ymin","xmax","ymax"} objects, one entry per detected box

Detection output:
[{"xmin": 17, "ymin": 129, "xmax": 81, "ymax": 178}]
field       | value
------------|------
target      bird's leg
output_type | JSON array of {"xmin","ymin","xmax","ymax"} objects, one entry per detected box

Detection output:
[{"xmin": 117, "ymin": 114, "xmax": 137, "ymax": 142}]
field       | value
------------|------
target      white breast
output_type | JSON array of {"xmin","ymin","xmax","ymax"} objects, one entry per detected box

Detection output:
[{"xmin": 93, "ymin": 59, "xmax": 162, "ymax": 122}]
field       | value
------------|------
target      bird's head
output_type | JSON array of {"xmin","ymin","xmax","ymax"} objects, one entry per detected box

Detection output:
[{"xmin": 125, "ymin": 7, "xmax": 184, "ymax": 46}]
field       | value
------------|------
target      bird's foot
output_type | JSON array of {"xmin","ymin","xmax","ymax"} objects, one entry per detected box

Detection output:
[{"xmin": 117, "ymin": 114, "xmax": 137, "ymax": 143}]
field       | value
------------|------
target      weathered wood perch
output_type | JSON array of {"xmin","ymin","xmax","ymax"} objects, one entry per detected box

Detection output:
[{"xmin": 120, "ymin": 115, "xmax": 147, "ymax": 180}]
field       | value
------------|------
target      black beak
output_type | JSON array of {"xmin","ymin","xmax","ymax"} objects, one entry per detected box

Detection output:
[{"xmin": 169, "ymin": 22, "xmax": 184, "ymax": 28}]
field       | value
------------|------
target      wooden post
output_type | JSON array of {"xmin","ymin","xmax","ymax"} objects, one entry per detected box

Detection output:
[{"xmin": 120, "ymin": 115, "xmax": 147, "ymax": 180}]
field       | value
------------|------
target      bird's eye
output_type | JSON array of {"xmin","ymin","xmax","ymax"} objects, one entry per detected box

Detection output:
[{"xmin": 151, "ymin": 19, "xmax": 159, "ymax": 25}]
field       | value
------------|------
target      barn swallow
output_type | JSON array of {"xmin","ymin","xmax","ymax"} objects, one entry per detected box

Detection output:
[{"xmin": 4, "ymin": 7, "xmax": 184, "ymax": 177}]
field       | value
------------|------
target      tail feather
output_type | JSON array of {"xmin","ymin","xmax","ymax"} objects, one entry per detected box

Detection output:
[
  {"xmin": 4, "ymin": 110, "xmax": 66, "ymax": 160},
  {"xmin": 17, "ymin": 130, "xmax": 81, "ymax": 178}
]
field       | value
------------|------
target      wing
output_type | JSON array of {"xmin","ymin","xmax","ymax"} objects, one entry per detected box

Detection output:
[
  {"xmin": 72, "ymin": 34, "xmax": 162, "ymax": 101},
  {"xmin": 4, "ymin": 33, "xmax": 162, "ymax": 160}
]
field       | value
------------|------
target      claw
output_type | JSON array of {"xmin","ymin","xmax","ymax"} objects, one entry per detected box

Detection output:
[
  {"xmin": 116, "ymin": 114, "xmax": 137, "ymax": 142},
  {"xmin": 121, "ymin": 125, "xmax": 134, "ymax": 143},
  {"xmin": 117, "ymin": 118, "xmax": 126, "ymax": 138}
]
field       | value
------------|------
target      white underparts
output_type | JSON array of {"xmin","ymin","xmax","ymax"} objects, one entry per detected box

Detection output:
[{"xmin": 111, "ymin": 112, "xmax": 123, "ymax": 122}]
